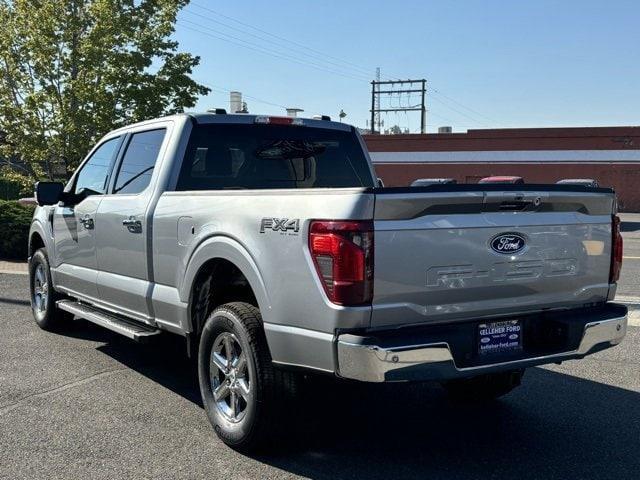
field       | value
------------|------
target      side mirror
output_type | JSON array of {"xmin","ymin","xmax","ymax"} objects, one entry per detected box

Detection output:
[{"xmin": 35, "ymin": 181, "xmax": 64, "ymax": 206}]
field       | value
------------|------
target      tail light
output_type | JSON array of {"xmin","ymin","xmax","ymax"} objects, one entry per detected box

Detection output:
[
  {"xmin": 610, "ymin": 214, "xmax": 623, "ymax": 283},
  {"xmin": 309, "ymin": 220, "xmax": 374, "ymax": 306}
]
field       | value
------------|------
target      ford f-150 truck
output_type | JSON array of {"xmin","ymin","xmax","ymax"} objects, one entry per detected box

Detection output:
[{"xmin": 29, "ymin": 112, "xmax": 627, "ymax": 451}]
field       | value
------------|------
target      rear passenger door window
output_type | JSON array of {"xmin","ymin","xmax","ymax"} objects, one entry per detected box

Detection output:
[{"xmin": 113, "ymin": 129, "xmax": 166, "ymax": 194}]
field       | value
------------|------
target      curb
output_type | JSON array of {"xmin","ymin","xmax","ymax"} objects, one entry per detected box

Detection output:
[
  {"xmin": 615, "ymin": 296, "xmax": 640, "ymax": 305},
  {"xmin": 0, "ymin": 261, "xmax": 28, "ymax": 275},
  {"xmin": 0, "ymin": 269, "xmax": 28, "ymax": 275}
]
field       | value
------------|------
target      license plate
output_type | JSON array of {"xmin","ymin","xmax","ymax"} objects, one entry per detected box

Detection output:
[{"xmin": 478, "ymin": 320, "xmax": 522, "ymax": 355}]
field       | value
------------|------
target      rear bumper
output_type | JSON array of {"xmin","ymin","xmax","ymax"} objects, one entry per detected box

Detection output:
[{"xmin": 336, "ymin": 303, "xmax": 628, "ymax": 382}]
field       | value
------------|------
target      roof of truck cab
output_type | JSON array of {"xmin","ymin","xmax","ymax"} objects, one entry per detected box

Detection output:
[
  {"xmin": 108, "ymin": 112, "xmax": 353, "ymax": 135},
  {"xmin": 188, "ymin": 112, "xmax": 353, "ymax": 131},
  {"xmin": 106, "ymin": 113, "xmax": 190, "ymax": 135}
]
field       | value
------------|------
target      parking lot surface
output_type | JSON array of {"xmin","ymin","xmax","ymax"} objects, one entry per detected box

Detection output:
[
  {"xmin": 619, "ymin": 213, "xmax": 640, "ymax": 299},
  {"xmin": 1, "ymin": 218, "xmax": 639, "ymax": 480}
]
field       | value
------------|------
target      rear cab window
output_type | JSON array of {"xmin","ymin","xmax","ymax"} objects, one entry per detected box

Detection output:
[{"xmin": 176, "ymin": 124, "xmax": 374, "ymax": 190}]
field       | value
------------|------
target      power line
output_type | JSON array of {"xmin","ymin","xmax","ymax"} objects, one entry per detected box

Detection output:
[
  {"xmin": 199, "ymin": 83, "xmax": 288, "ymax": 110},
  {"xmin": 189, "ymin": 1, "xmax": 375, "ymax": 77},
  {"xmin": 371, "ymin": 79, "xmax": 426, "ymax": 134},
  {"xmin": 182, "ymin": 3, "xmax": 500, "ymax": 130},
  {"xmin": 428, "ymin": 94, "xmax": 491, "ymax": 127},
  {"xmin": 430, "ymin": 86, "xmax": 501, "ymax": 125},
  {"xmin": 180, "ymin": 21, "xmax": 370, "ymax": 82},
  {"xmin": 180, "ymin": 21, "xmax": 371, "ymax": 83},
  {"xmin": 148, "ymin": 65, "xmax": 288, "ymax": 110},
  {"xmin": 366, "ymin": 71, "xmax": 500, "ymax": 128},
  {"xmin": 181, "ymin": 9, "xmax": 373, "ymax": 81},
  {"xmin": 201, "ymin": 69, "xmax": 486, "ymax": 130},
  {"xmin": 206, "ymin": 84, "xmax": 287, "ymax": 110},
  {"xmin": 427, "ymin": 111, "xmax": 478, "ymax": 129}
]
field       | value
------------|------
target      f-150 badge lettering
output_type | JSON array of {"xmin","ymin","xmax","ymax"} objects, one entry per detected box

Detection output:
[
  {"xmin": 260, "ymin": 218, "xmax": 300, "ymax": 234},
  {"xmin": 426, "ymin": 258, "xmax": 577, "ymax": 287}
]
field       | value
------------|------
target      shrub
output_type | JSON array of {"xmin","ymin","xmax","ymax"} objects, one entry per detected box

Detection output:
[
  {"xmin": 0, "ymin": 177, "xmax": 24, "ymax": 200},
  {"xmin": 0, "ymin": 169, "xmax": 34, "ymax": 200},
  {"xmin": 0, "ymin": 200, "xmax": 35, "ymax": 260}
]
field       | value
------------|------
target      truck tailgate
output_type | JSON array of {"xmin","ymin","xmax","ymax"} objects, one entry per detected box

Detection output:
[{"xmin": 371, "ymin": 186, "xmax": 615, "ymax": 328}]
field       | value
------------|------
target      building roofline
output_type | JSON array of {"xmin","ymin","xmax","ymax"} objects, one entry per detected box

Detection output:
[
  {"xmin": 363, "ymin": 125, "xmax": 640, "ymax": 152},
  {"xmin": 364, "ymin": 125, "xmax": 640, "ymax": 140}
]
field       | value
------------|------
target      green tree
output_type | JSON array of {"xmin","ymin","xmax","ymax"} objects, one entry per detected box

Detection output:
[{"xmin": 0, "ymin": 0, "xmax": 209, "ymax": 180}]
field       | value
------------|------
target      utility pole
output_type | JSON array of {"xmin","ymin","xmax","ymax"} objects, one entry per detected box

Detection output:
[
  {"xmin": 420, "ymin": 79, "xmax": 426, "ymax": 134},
  {"xmin": 370, "ymin": 78, "xmax": 427, "ymax": 134},
  {"xmin": 375, "ymin": 67, "xmax": 381, "ymax": 132},
  {"xmin": 370, "ymin": 68, "xmax": 383, "ymax": 134}
]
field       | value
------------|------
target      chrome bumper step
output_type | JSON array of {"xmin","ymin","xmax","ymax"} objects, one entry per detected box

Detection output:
[
  {"xmin": 337, "ymin": 303, "xmax": 628, "ymax": 383},
  {"xmin": 57, "ymin": 300, "xmax": 161, "ymax": 342}
]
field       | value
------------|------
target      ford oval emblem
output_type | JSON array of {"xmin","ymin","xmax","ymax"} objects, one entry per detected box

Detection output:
[{"xmin": 490, "ymin": 233, "xmax": 526, "ymax": 254}]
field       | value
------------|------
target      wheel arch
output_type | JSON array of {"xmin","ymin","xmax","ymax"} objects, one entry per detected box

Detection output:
[
  {"xmin": 180, "ymin": 236, "xmax": 271, "ymax": 335},
  {"xmin": 28, "ymin": 221, "xmax": 48, "ymax": 258}
]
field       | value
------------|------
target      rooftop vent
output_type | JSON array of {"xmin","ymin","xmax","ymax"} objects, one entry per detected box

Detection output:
[
  {"xmin": 286, "ymin": 107, "xmax": 304, "ymax": 118},
  {"xmin": 229, "ymin": 91, "xmax": 242, "ymax": 113}
]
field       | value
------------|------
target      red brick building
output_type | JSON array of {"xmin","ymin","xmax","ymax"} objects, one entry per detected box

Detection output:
[{"xmin": 364, "ymin": 126, "xmax": 640, "ymax": 211}]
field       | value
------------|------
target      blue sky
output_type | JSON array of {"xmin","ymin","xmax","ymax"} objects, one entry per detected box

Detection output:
[{"xmin": 173, "ymin": 0, "xmax": 640, "ymax": 133}]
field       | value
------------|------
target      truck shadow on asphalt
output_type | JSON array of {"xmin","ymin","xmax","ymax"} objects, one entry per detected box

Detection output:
[
  {"xmin": 66, "ymin": 323, "xmax": 640, "ymax": 480},
  {"xmin": 0, "ymin": 296, "xmax": 31, "ymax": 306}
]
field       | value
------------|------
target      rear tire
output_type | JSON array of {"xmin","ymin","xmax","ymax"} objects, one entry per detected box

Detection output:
[
  {"xmin": 29, "ymin": 248, "xmax": 72, "ymax": 331},
  {"xmin": 197, "ymin": 302, "xmax": 299, "ymax": 452},
  {"xmin": 442, "ymin": 369, "xmax": 524, "ymax": 402}
]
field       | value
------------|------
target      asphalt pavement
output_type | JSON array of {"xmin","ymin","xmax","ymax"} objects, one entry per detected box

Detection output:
[
  {"xmin": 1, "ymin": 218, "xmax": 639, "ymax": 480},
  {"xmin": 619, "ymin": 213, "xmax": 640, "ymax": 299}
]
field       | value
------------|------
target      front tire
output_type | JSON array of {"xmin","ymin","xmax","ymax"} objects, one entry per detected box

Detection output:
[
  {"xmin": 29, "ymin": 248, "xmax": 72, "ymax": 331},
  {"xmin": 197, "ymin": 302, "xmax": 298, "ymax": 452},
  {"xmin": 442, "ymin": 369, "xmax": 525, "ymax": 402}
]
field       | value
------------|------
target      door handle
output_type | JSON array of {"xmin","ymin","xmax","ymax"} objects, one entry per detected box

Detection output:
[
  {"xmin": 80, "ymin": 215, "xmax": 94, "ymax": 229},
  {"xmin": 122, "ymin": 217, "xmax": 142, "ymax": 233}
]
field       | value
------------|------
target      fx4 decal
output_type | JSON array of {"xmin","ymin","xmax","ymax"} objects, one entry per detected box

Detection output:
[{"xmin": 260, "ymin": 218, "xmax": 300, "ymax": 235}]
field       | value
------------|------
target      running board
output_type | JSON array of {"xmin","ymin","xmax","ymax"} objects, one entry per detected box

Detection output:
[{"xmin": 57, "ymin": 300, "xmax": 161, "ymax": 342}]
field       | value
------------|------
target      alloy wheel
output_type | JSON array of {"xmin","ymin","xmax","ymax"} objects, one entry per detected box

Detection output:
[
  {"xmin": 33, "ymin": 263, "xmax": 48, "ymax": 315},
  {"xmin": 210, "ymin": 332, "xmax": 251, "ymax": 423}
]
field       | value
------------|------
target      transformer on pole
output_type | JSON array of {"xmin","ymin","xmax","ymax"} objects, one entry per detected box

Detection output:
[{"xmin": 370, "ymin": 78, "xmax": 427, "ymax": 134}]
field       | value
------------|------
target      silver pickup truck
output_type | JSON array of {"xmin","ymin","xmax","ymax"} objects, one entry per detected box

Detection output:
[{"xmin": 29, "ymin": 112, "xmax": 627, "ymax": 451}]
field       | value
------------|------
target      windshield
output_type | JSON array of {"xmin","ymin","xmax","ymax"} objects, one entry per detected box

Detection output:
[{"xmin": 176, "ymin": 124, "xmax": 374, "ymax": 190}]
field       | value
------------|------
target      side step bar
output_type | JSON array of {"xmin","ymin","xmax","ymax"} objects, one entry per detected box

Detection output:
[{"xmin": 57, "ymin": 300, "xmax": 161, "ymax": 342}]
